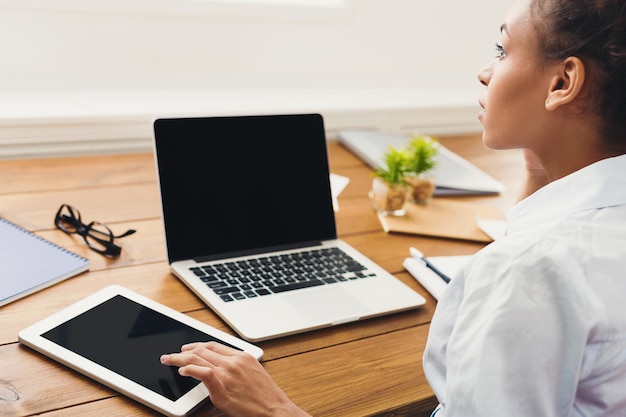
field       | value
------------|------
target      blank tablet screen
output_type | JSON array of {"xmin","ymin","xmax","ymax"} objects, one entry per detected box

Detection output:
[{"xmin": 42, "ymin": 295, "xmax": 239, "ymax": 401}]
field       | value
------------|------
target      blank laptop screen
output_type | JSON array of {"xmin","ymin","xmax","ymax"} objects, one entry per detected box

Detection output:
[{"xmin": 153, "ymin": 114, "xmax": 337, "ymax": 263}]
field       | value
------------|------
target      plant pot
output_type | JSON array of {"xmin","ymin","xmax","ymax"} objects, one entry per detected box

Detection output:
[
  {"xmin": 406, "ymin": 174, "xmax": 436, "ymax": 204},
  {"xmin": 369, "ymin": 177, "xmax": 407, "ymax": 216}
]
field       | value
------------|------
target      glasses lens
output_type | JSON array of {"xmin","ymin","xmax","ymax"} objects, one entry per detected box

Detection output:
[
  {"xmin": 84, "ymin": 222, "xmax": 120, "ymax": 256},
  {"xmin": 55, "ymin": 204, "xmax": 80, "ymax": 233}
]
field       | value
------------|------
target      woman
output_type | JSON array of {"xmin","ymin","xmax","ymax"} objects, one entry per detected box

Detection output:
[
  {"xmin": 161, "ymin": 0, "xmax": 626, "ymax": 415},
  {"xmin": 424, "ymin": 0, "xmax": 626, "ymax": 414}
]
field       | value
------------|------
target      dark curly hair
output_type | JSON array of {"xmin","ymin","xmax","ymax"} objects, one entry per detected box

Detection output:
[{"xmin": 531, "ymin": 0, "xmax": 626, "ymax": 151}]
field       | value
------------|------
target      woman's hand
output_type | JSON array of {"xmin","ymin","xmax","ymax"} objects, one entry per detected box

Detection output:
[{"xmin": 160, "ymin": 342, "xmax": 310, "ymax": 417}]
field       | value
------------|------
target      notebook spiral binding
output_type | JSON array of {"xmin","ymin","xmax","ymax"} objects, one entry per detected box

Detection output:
[{"xmin": 0, "ymin": 216, "xmax": 88, "ymax": 261}]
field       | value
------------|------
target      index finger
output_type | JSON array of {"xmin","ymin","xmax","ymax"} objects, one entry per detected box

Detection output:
[{"xmin": 181, "ymin": 341, "xmax": 244, "ymax": 357}]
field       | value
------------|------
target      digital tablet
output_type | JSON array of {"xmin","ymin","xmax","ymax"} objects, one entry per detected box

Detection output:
[{"xmin": 18, "ymin": 285, "xmax": 264, "ymax": 417}]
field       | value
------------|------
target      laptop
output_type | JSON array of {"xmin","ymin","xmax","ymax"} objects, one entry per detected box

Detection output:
[{"xmin": 152, "ymin": 114, "xmax": 426, "ymax": 342}]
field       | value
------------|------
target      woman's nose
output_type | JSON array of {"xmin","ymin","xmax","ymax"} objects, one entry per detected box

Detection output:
[{"xmin": 477, "ymin": 61, "xmax": 495, "ymax": 86}]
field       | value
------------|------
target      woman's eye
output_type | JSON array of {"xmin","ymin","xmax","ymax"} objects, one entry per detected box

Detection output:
[{"xmin": 495, "ymin": 43, "xmax": 506, "ymax": 59}]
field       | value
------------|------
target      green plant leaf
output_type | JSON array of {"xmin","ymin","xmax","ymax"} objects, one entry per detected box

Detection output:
[
  {"xmin": 406, "ymin": 135, "xmax": 438, "ymax": 174},
  {"xmin": 374, "ymin": 145, "xmax": 409, "ymax": 185}
]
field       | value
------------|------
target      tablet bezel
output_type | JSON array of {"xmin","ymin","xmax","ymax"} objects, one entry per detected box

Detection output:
[{"xmin": 18, "ymin": 285, "xmax": 264, "ymax": 417}]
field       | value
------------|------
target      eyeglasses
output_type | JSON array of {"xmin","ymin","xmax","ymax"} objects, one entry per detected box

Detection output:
[{"xmin": 54, "ymin": 204, "xmax": 136, "ymax": 257}]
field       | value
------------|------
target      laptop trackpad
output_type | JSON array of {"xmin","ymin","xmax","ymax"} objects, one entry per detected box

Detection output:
[{"xmin": 283, "ymin": 287, "xmax": 369, "ymax": 324}]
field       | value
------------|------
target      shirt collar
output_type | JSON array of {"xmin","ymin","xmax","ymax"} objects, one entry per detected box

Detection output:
[{"xmin": 507, "ymin": 154, "xmax": 626, "ymax": 235}]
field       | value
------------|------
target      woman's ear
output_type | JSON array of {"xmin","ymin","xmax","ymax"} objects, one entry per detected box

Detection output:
[{"xmin": 545, "ymin": 56, "xmax": 586, "ymax": 111}]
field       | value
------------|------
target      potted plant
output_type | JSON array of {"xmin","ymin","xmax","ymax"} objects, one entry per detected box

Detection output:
[
  {"xmin": 370, "ymin": 146, "xmax": 409, "ymax": 216},
  {"xmin": 404, "ymin": 135, "xmax": 438, "ymax": 204}
]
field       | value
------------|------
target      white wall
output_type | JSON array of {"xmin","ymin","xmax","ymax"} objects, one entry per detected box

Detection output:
[{"xmin": 0, "ymin": 0, "xmax": 510, "ymax": 158}]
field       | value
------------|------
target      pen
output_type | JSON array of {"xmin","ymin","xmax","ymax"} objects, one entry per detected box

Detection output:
[{"xmin": 409, "ymin": 247, "xmax": 451, "ymax": 283}]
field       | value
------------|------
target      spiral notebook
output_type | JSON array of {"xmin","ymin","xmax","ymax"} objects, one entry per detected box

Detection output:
[{"xmin": 0, "ymin": 217, "xmax": 90, "ymax": 307}]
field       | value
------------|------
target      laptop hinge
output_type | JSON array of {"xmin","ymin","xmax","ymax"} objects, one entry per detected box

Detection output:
[{"xmin": 193, "ymin": 241, "xmax": 325, "ymax": 263}]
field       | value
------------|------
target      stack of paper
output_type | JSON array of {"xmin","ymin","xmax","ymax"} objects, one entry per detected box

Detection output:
[
  {"xmin": 402, "ymin": 218, "xmax": 506, "ymax": 300},
  {"xmin": 403, "ymin": 255, "xmax": 471, "ymax": 300}
]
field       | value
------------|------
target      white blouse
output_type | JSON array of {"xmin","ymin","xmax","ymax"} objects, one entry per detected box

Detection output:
[{"xmin": 424, "ymin": 154, "xmax": 626, "ymax": 417}]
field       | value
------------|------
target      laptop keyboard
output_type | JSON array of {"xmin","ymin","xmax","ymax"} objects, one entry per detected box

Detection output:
[{"xmin": 189, "ymin": 247, "xmax": 377, "ymax": 302}]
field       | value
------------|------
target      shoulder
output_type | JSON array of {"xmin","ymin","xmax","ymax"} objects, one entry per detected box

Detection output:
[
  {"xmin": 446, "ymin": 227, "xmax": 612, "ymax": 336},
  {"xmin": 466, "ymin": 232, "xmax": 585, "ymax": 297},
  {"xmin": 472, "ymin": 213, "xmax": 626, "ymax": 290},
  {"xmin": 460, "ymin": 219, "xmax": 626, "ymax": 329}
]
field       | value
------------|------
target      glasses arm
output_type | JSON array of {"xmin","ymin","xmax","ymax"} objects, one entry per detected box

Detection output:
[{"xmin": 114, "ymin": 229, "xmax": 136, "ymax": 239}]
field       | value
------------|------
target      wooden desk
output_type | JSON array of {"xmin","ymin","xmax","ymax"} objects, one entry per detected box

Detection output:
[{"xmin": 0, "ymin": 134, "xmax": 522, "ymax": 417}]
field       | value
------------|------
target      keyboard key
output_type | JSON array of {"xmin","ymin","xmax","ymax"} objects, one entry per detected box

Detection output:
[
  {"xmin": 269, "ymin": 279, "xmax": 325, "ymax": 293},
  {"xmin": 213, "ymin": 287, "xmax": 240, "ymax": 295},
  {"xmin": 190, "ymin": 267, "xmax": 205, "ymax": 276},
  {"xmin": 202, "ymin": 265, "xmax": 217, "ymax": 274}
]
